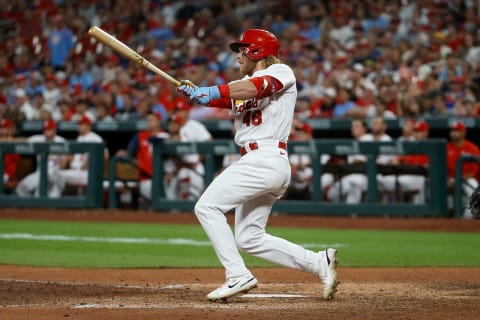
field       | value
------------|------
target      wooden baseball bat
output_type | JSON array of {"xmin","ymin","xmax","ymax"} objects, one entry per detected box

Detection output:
[{"xmin": 88, "ymin": 26, "xmax": 181, "ymax": 86}]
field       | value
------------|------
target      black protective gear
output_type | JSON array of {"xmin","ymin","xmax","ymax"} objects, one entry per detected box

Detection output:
[{"xmin": 467, "ymin": 186, "xmax": 480, "ymax": 219}]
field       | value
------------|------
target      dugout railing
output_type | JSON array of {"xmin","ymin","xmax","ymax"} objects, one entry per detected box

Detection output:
[
  {"xmin": 0, "ymin": 139, "xmax": 452, "ymax": 215},
  {"xmin": 0, "ymin": 142, "xmax": 104, "ymax": 208},
  {"xmin": 149, "ymin": 139, "xmax": 449, "ymax": 217}
]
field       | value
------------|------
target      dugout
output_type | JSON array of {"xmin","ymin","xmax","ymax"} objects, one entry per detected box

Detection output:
[{"xmin": 18, "ymin": 117, "xmax": 480, "ymax": 157}]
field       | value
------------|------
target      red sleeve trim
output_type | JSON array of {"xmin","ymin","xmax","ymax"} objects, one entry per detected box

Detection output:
[
  {"xmin": 208, "ymin": 98, "xmax": 233, "ymax": 109},
  {"xmin": 248, "ymin": 75, "xmax": 284, "ymax": 99},
  {"xmin": 217, "ymin": 84, "xmax": 230, "ymax": 98}
]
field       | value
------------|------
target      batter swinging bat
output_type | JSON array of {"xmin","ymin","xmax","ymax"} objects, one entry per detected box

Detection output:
[{"xmin": 88, "ymin": 26, "xmax": 181, "ymax": 86}]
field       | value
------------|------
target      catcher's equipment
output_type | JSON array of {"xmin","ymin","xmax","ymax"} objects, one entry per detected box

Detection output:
[
  {"xmin": 468, "ymin": 186, "xmax": 480, "ymax": 219},
  {"xmin": 229, "ymin": 29, "xmax": 280, "ymax": 60}
]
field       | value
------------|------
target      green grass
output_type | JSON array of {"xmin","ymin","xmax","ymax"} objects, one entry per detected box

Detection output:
[{"xmin": 0, "ymin": 219, "xmax": 479, "ymax": 268}]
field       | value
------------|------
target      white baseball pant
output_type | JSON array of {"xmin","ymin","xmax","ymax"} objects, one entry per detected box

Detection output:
[
  {"xmin": 327, "ymin": 173, "xmax": 367, "ymax": 204},
  {"xmin": 16, "ymin": 169, "xmax": 64, "ymax": 198},
  {"xmin": 194, "ymin": 145, "xmax": 321, "ymax": 279}
]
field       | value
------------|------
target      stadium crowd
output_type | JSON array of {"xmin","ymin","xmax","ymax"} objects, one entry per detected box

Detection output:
[
  {"xmin": 0, "ymin": 0, "xmax": 480, "ymax": 129},
  {"xmin": 1, "ymin": 0, "xmax": 480, "ymax": 215}
]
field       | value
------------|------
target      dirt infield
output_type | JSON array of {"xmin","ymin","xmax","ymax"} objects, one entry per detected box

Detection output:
[{"xmin": 1, "ymin": 209, "xmax": 480, "ymax": 320}]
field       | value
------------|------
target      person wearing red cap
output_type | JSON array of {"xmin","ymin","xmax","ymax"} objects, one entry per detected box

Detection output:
[
  {"xmin": 285, "ymin": 119, "xmax": 333, "ymax": 200},
  {"xmin": 446, "ymin": 121, "xmax": 480, "ymax": 218},
  {"xmin": 162, "ymin": 112, "xmax": 207, "ymax": 201},
  {"xmin": 15, "ymin": 119, "xmax": 66, "ymax": 197},
  {"xmin": 164, "ymin": 106, "xmax": 211, "ymax": 201},
  {"xmin": 58, "ymin": 115, "xmax": 106, "ymax": 192},
  {"xmin": 0, "ymin": 118, "xmax": 20, "ymax": 187}
]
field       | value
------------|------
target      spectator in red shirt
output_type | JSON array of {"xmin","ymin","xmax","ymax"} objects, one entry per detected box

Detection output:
[
  {"xmin": 447, "ymin": 121, "xmax": 480, "ymax": 218},
  {"xmin": 116, "ymin": 112, "xmax": 169, "ymax": 202},
  {"xmin": 0, "ymin": 118, "xmax": 20, "ymax": 186},
  {"xmin": 310, "ymin": 87, "xmax": 336, "ymax": 118}
]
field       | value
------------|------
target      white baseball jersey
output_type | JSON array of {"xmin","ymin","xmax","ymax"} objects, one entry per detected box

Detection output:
[
  {"xmin": 16, "ymin": 134, "xmax": 66, "ymax": 198},
  {"xmin": 180, "ymin": 120, "xmax": 212, "ymax": 142},
  {"xmin": 70, "ymin": 131, "xmax": 103, "ymax": 170},
  {"xmin": 289, "ymin": 154, "xmax": 312, "ymax": 190},
  {"xmin": 28, "ymin": 134, "xmax": 66, "ymax": 171},
  {"xmin": 179, "ymin": 119, "xmax": 211, "ymax": 166},
  {"xmin": 233, "ymin": 63, "xmax": 296, "ymax": 146}
]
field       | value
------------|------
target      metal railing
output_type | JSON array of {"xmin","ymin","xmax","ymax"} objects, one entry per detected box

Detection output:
[
  {"xmin": 0, "ymin": 142, "xmax": 104, "ymax": 208},
  {"xmin": 147, "ymin": 139, "xmax": 448, "ymax": 217}
]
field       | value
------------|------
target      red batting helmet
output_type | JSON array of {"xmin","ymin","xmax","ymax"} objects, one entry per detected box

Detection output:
[{"xmin": 229, "ymin": 29, "xmax": 280, "ymax": 60}]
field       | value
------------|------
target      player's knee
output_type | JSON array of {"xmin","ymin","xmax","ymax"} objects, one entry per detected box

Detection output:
[
  {"xmin": 194, "ymin": 200, "xmax": 217, "ymax": 221},
  {"xmin": 235, "ymin": 231, "xmax": 263, "ymax": 254},
  {"xmin": 194, "ymin": 200, "xmax": 207, "ymax": 219}
]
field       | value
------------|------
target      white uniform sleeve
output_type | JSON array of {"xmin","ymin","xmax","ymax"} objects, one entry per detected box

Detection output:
[{"xmin": 255, "ymin": 64, "xmax": 296, "ymax": 93}]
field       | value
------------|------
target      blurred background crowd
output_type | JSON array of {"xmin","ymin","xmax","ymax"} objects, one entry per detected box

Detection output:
[{"xmin": 1, "ymin": 0, "xmax": 480, "ymax": 132}]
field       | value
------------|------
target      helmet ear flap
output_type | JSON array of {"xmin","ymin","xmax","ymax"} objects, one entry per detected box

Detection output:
[{"xmin": 245, "ymin": 45, "xmax": 262, "ymax": 60}]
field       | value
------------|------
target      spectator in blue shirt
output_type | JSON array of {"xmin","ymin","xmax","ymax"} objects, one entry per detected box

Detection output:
[
  {"xmin": 69, "ymin": 59, "xmax": 94, "ymax": 92},
  {"xmin": 47, "ymin": 14, "xmax": 75, "ymax": 71},
  {"xmin": 333, "ymin": 87, "xmax": 356, "ymax": 117}
]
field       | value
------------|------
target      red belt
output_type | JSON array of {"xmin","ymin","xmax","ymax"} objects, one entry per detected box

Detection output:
[{"xmin": 240, "ymin": 141, "xmax": 287, "ymax": 156}]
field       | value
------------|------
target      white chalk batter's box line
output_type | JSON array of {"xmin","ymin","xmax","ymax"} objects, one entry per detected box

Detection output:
[
  {"xmin": 0, "ymin": 278, "xmax": 315, "ymax": 292},
  {"xmin": 0, "ymin": 232, "xmax": 348, "ymax": 249},
  {"xmin": 0, "ymin": 279, "xmax": 310, "ymax": 309},
  {"xmin": 0, "ymin": 278, "xmax": 188, "ymax": 290}
]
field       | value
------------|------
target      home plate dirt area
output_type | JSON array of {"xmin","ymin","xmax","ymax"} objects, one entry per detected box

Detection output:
[{"xmin": 1, "ymin": 209, "xmax": 480, "ymax": 320}]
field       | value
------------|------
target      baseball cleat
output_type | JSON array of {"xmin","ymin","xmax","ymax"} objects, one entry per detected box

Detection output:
[
  {"xmin": 316, "ymin": 248, "xmax": 339, "ymax": 300},
  {"xmin": 207, "ymin": 274, "xmax": 258, "ymax": 302}
]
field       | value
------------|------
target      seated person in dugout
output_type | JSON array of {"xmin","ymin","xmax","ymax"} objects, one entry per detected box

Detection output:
[
  {"xmin": 15, "ymin": 119, "xmax": 66, "ymax": 198},
  {"xmin": 116, "ymin": 112, "xmax": 170, "ymax": 201},
  {"xmin": 58, "ymin": 115, "xmax": 107, "ymax": 192}
]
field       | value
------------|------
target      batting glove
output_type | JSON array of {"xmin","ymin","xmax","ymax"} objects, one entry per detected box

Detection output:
[
  {"xmin": 189, "ymin": 86, "xmax": 221, "ymax": 105},
  {"xmin": 176, "ymin": 80, "xmax": 197, "ymax": 98}
]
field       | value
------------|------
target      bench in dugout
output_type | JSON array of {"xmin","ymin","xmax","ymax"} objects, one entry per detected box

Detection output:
[
  {"xmin": 107, "ymin": 156, "xmax": 141, "ymax": 209},
  {"xmin": 61, "ymin": 155, "xmax": 141, "ymax": 209},
  {"xmin": 322, "ymin": 162, "xmax": 429, "ymax": 203}
]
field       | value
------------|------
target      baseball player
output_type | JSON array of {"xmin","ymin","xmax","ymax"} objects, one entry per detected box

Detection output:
[
  {"xmin": 166, "ymin": 112, "xmax": 207, "ymax": 200},
  {"xmin": 58, "ymin": 115, "xmax": 105, "ymax": 191},
  {"xmin": 176, "ymin": 29, "xmax": 338, "ymax": 301},
  {"xmin": 286, "ymin": 119, "xmax": 333, "ymax": 200},
  {"xmin": 285, "ymin": 119, "xmax": 314, "ymax": 200},
  {"xmin": 446, "ymin": 121, "xmax": 480, "ymax": 218},
  {"xmin": 15, "ymin": 119, "xmax": 66, "ymax": 197}
]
